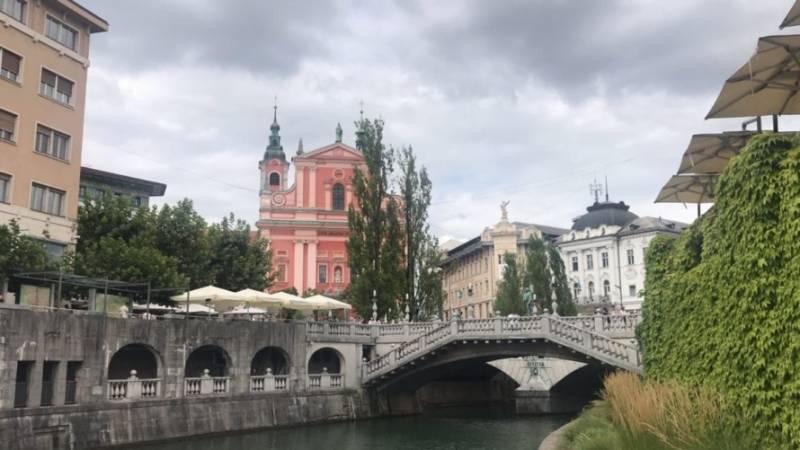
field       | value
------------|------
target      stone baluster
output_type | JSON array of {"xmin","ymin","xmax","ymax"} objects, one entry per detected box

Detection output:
[{"xmin": 493, "ymin": 316, "xmax": 503, "ymax": 334}]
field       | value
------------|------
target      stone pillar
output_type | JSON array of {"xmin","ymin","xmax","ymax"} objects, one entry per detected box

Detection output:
[
  {"xmin": 309, "ymin": 167, "xmax": 317, "ymax": 208},
  {"xmin": 297, "ymin": 167, "xmax": 305, "ymax": 207},
  {"xmin": 265, "ymin": 369, "xmax": 275, "ymax": 391},
  {"xmin": 199, "ymin": 369, "xmax": 212, "ymax": 395},
  {"xmin": 28, "ymin": 361, "xmax": 43, "ymax": 407},
  {"xmin": 306, "ymin": 241, "xmax": 317, "ymax": 290},
  {"xmin": 127, "ymin": 370, "xmax": 142, "ymax": 399},
  {"xmin": 293, "ymin": 241, "xmax": 304, "ymax": 292},
  {"xmin": 321, "ymin": 367, "xmax": 330, "ymax": 389},
  {"xmin": 87, "ymin": 288, "xmax": 97, "ymax": 312},
  {"xmin": 52, "ymin": 361, "xmax": 67, "ymax": 406}
]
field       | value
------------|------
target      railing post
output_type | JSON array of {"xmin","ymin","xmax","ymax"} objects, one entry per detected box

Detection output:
[
  {"xmin": 594, "ymin": 315, "xmax": 604, "ymax": 333},
  {"xmin": 127, "ymin": 370, "xmax": 142, "ymax": 399},
  {"xmin": 265, "ymin": 369, "xmax": 275, "ymax": 391},
  {"xmin": 323, "ymin": 322, "xmax": 330, "ymax": 336},
  {"xmin": 371, "ymin": 324, "xmax": 379, "ymax": 339},
  {"xmin": 450, "ymin": 319, "xmax": 458, "ymax": 336},
  {"xmin": 494, "ymin": 316, "xmax": 503, "ymax": 334},
  {"xmin": 321, "ymin": 367, "xmax": 331, "ymax": 389},
  {"xmin": 542, "ymin": 316, "xmax": 550, "ymax": 335},
  {"xmin": 200, "ymin": 369, "xmax": 212, "ymax": 395}
]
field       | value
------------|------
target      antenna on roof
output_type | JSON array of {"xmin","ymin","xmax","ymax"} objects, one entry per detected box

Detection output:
[
  {"xmin": 605, "ymin": 175, "xmax": 609, "ymax": 202},
  {"xmin": 589, "ymin": 179, "xmax": 603, "ymax": 204}
]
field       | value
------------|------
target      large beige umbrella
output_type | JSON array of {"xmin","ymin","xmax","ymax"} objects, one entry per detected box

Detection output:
[
  {"xmin": 271, "ymin": 291, "xmax": 318, "ymax": 311},
  {"xmin": 677, "ymin": 131, "xmax": 756, "ymax": 174},
  {"xmin": 235, "ymin": 288, "xmax": 285, "ymax": 313},
  {"xmin": 655, "ymin": 175, "xmax": 718, "ymax": 204},
  {"xmin": 782, "ymin": 1, "xmax": 800, "ymax": 29},
  {"xmin": 304, "ymin": 294, "xmax": 353, "ymax": 310},
  {"xmin": 169, "ymin": 285, "xmax": 248, "ymax": 311},
  {"xmin": 706, "ymin": 35, "xmax": 800, "ymax": 119},
  {"xmin": 173, "ymin": 303, "xmax": 217, "ymax": 315}
]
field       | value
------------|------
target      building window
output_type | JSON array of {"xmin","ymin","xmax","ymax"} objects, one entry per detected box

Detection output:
[
  {"xmin": 318, "ymin": 265, "xmax": 327, "ymax": 284},
  {"xmin": 0, "ymin": 108, "xmax": 16, "ymax": 142},
  {"xmin": 0, "ymin": 0, "xmax": 25, "ymax": 22},
  {"xmin": 603, "ymin": 280, "xmax": 611, "ymax": 297},
  {"xmin": 586, "ymin": 254, "xmax": 594, "ymax": 270},
  {"xmin": 132, "ymin": 196, "xmax": 143, "ymax": 207},
  {"xmin": 276, "ymin": 264, "xmax": 286, "ymax": 282},
  {"xmin": 333, "ymin": 266, "xmax": 343, "ymax": 284},
  {"xmin": 0, "ymin": 47, "xmax": 21, "ymax": 82},
  {"xmin": 626, "ymin": 249, "xmax": 635, "ymax": 265},
  {"xmin": 571, "ymin": 256, "xmax": 578, "ymax": 272},
  {"xmin": 588, "ymin": 281, "xmax": 595, "ymax": 299},
  {"xmin": 269, "ymin": 172, "xmax": 280, "ymax": 187},
  {"xmin": 30, "ymin": 183, "xmax": 65, "ymax": 216},
  {"xmin": 601, "ymin": 251, "xmax": 609, "ymax": 268},
  {"xmin": 35, "ymin": 125, "xmax": 70, "ymax": 161},
  {"xmin": 628, "ymin": 285, "xmax": 637, "ymax": 297},
  {"xmin": 0, "ymin": 172, "xmax": 10, "ymax": 203},
  {"xmin": 40, "ymin": 69, "xmax": 74, "ymax": 105},
  {"xmin": 573, "ymin": 282, "xmax": 581, "ymax": 299},
  {"xmin": 45, "ymin": 16, "xmax": 77, "ymax": 50},
  {"xmin": 332, "ymin": 183, "xmax": 345, "ymax": 210}
]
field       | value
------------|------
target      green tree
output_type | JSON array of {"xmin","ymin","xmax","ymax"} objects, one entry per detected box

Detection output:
[
  {"xmin": 414, "ymin": 236, "xmax": 444, "ymax": 319},
  {"xmin": 398, "ymin": 146, "xmax": 437, "ymax": 320},
  {"xmin": 0, "ymin": 219, "xmax": 51, "ymax": 295},
  {"xmin": 495, "ymin": 252, "xmax": 526, "ymax": 316},
  {"xmin": 548, "ymin": 246, "xmax": 576, "ymax": 315},
  {"xmin": 207, "ymin": 214, "xmax": 272, "ymax": 291},
  {"xmin": 524, "ymin": 238, "xmax": 551, "ymax": 309},
  {"xmin": 346, "ymin": 118, "xmax": 403, "ymax": 319},
  {"xmin": 155, "ymin": 199, "xmax": 213, "ymax": 286}
]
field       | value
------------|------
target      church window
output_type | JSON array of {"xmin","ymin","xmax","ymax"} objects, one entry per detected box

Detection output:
[
  {"xmin": 332, "ymin": 183, "xmax": 345, "ymax": 210},
  {"xmin": 603, "ymin": 280, "xmax": 611, "ymax": 297},
  {"xmin": 586, "ymin": 254, "xmax": 593, "ymax": 270},
  {"xmin": 333, "ymin": 266, "xmax": 343, "ymax": 284},
  {"xmin": 269, "ymin": 172, "xmax": 280, "ymax": 187},
  {"xmin": 573, "ymin": 282, "xmax": 581, "ymax": 299},
  {"xmin": 626, "ymin": 249, "xmax": 635, "ymax": 265},
  {"xmin": 318, "ymin": 265, "xmax": 328, "ymax": 284},
  {"xmin": 588, "ymin": 281, "xmax": 595, "ymax": 299},
  {"xmin": 601, "ymin": 252, "xmax": 609, "ymax": 268},
  {"xmin": 571, "ymin": 256, "xmax": 578, "ymax": 272},
  {"xmin": 628, "ymin": 285, "xmax": 637, "ymax": 297},
  {"xmin": 276, "ymin": 264, "xmax": 286, "ymax": 282}
]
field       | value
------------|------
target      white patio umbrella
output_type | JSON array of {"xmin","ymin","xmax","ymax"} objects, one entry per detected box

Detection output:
[
  {"xmin": 131, "ymin": 303, "xmax": 175, "ymax": 312},
  {"xmin": 235, "ymin": 288, "xmax": 285, "ymax": 313},
  {"xmin": 169, "ymin": 285, "xmax": 248, "ymax": 311},
  {"xmin": 271, "ymin": 291, "xmax": 318, "ymax": 311},
  {"xmin": 223, "ymin": 305, "xmax": 268, "ymax": 315},
  {"xmin": 782, "ymin": 1, "xmax": 800, "ymax": 29},
  {"xmin": 677, "ymin": 132, "xmax": 756, "ymax": 175},
  {"xmin": 655, "ymin": 175, "xmax": 718, "ymax": 204},
  {"xmin": 304, "ymin": 294, "xmax": 353, "ymax": 310},
  {"xmin": 706, "ymin": 35, "xmax": 800, "ymax": 119},
  {"xmin": 173, "ymin": 303, "xmax": 217, "ymax": 315}
]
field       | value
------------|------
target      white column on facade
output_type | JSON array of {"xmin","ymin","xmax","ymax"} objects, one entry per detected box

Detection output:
[
  {"xmin": 296, "ymin": 167, "xmax": 305, "ymax": 208},
  {"xmin": 324, "ymin": 184, "xmax": 331, "ymax": 210},
  {"xmin": 345, "ymin": 185, "xmax": 352, "ymax": 209},
  {"xmin": 293, "ymin": 240, "xmax": 304, "ymax": 291},
  {"xmin": 309, "ymin": 167, "xmax": 317, "ymax": 208},
  {"xmin": 306, "ymin": 241, "xmax": 318, "ymax": 290}
]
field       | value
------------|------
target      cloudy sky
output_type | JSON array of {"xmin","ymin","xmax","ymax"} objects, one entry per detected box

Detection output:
[{"xmin": 79, "ymin": 0, "xmax": 795, "ymax": 241}]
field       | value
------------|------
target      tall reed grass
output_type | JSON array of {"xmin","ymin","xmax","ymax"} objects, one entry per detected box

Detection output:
[{"xmin": 559, "ymin": 372, "xmax": 756, "ymax": 450}]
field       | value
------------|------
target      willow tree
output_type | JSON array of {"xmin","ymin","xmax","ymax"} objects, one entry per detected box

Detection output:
[{"xmin": 346, "ymin": 118, "xmax": 403, "ymax": 319}]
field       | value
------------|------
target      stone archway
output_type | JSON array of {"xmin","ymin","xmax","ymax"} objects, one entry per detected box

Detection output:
[
  {"xmin": 251, "ymin": 346, "xmax": 290, "ymax": 375},
  {"xmin": 185, "ymin": 345, "xmax": 231, "ymax": 377},
  {"xmin": 108, "ymin": 344, "xmax": 160, "ymax": 380}
]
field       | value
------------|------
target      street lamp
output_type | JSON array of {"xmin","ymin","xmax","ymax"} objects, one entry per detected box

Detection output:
[{"xmin": 371, "ymin": 289, "xmax": 377, "ymax": 322}]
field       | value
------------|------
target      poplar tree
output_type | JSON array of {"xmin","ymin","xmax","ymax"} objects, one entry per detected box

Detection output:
[
  {"xmin": 523, "ymin": 238, "xmax": 577, "ymax": 315},
  {"xmin": 346, "ymin": 118, "xmax": 403, "ymax": 319},
  {"xmin": 548, "ymin": 246, "xmax": 576, "ymax": 315},
  {"xmin": 495, "ymin": 252, "xmax": 526, "ymax": 316}
]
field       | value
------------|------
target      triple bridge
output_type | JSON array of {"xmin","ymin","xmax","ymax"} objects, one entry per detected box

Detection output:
[{"xmin": 307, "ymin": 314, "xmax": 642, "ymax": 390}]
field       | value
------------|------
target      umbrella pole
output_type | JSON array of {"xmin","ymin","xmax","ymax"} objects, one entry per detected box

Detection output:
[
  {"xmin": 773, "ymin": 114, "xmax": 779, "ymax": 132},
  {"xmin": 185, "ymin": 280, "xmax": 190, "ymax": 321},
  {"xmin": 146, "ymin": 281, "xmax": 151, "ymax": 317},
  {"xmin": 697, "ymin": 203, "xmax": 701, "ymax": 218},
  {"xmin": 757, "ymin": 116, "xmax": 762, "ymax": 132}
]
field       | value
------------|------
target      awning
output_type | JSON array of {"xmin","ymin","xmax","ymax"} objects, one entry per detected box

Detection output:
[
  {"xmin": 677, "ymin": 131, "xmax": 756, "ymax": 174},
  {"xmin": 270, "ymin": 291, "xmax": 318, "ymax": 311},
  {"xmin": 169, "ymin": 285, "xmax": 247, "ymax": 310},
  {"xmin": 782, "ymin": 1, "xmax": 800, "ymax": 29},
  {"xmin": 706, "ymin": 35, "xmax": 800, "ymax": 119},
  {"xmin": 303, "ymin": 294, "xmax": 353, "ymax": 310},
  {"xmin": 655, "ymin": 175, "xmax": 718, "ymax": 204},
  {"xmin": 235, "ymin": 288, "xmax": 285, "ymax": 312}
]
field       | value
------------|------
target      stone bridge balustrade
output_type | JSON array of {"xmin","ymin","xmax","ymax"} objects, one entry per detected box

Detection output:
[
  {"xmin": 184, "ymin": 369, "xmax": 230, "ymax": 396},
  {"xmin": 250, "ymin": 369, "xmax": 289, "ymax": 392},
  {"xmin": 308, "ymin": 368, "xmax": 345, "ymax": 390},
  {"xmin": 107, "ymin": 370, "xmax": 161, "ymax": 400}
]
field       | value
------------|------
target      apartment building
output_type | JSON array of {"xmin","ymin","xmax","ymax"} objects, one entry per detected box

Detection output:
[{"xmin": 0, "ymin": 0, "xmax": 108, "ymax": 256}]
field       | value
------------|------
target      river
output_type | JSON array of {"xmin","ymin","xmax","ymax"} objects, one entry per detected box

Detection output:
[{"xmin": 123, "ymin": 406, "xmax": 570, "ymax": 450}]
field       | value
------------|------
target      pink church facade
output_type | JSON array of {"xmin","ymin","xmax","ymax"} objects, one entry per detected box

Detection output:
[{"xmin": 256, "ymin": 113, "xmax": 364, "ymax": 295}]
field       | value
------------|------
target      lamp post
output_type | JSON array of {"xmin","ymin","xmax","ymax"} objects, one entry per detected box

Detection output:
[
  {"xmin": 551, "ymin": 287, "xmax": 559, "ymax": 317},
  {"xmin": 371, "ymin": 289, "xmax": 377, "ymax": 322}
]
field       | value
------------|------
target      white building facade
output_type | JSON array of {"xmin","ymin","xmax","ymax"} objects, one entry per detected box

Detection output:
[{"xmin": 557, "ymin": 201, "xmax": 686, "ymax": 311}]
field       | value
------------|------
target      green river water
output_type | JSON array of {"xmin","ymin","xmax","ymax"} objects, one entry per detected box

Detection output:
[{"xmin": 123, "ymin": 406, "xmax": 570, "ymax": 450}]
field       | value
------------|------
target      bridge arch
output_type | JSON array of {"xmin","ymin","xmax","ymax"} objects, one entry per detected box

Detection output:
[
  {"xmin": 308, "ymin": 347, "xmax": 343, "ymax": 374},
  {"xmin": 108, "ymin": 343, "xmax": 162, "ymax": 380},
  {"xmin": 550, "ymin": 363, "xmax": 613, "ymax": 396},
  {"xmin": 251, "ymin": 346, "xmax": 290, "ymax": 375},
  {"xmin": 185, "ymin": 345, "xmax": 231, "ymax": 377}
]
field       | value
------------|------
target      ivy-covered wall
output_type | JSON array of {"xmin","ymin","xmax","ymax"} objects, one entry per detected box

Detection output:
[{"xmin": 639, "ymin": 133, "xmax": 800, "ymax": 448}]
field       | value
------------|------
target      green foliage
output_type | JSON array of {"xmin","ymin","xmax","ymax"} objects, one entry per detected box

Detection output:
[
  {"xmin": 639, "ymin": 133, "xmax": 800, "ymax": 448},
  {"xmin": 281, "ymin": 286, "xmax": 299, "ymax": 296},
  {"xmin": 346, "ymin": 118, "xmax": 403, "ymax": 319},
  {"xmin": 155, "ymin": 199, "xmax": 213, "ymax": 286},
  {"xmin": 207, "ymin": 214, "xmax": 272, "ymax": 292},
  {"xmin": 495, "ymin": 252, "xmax": 526, "ymax": 315},
  {"xmin": 522, "ymin": 239, "xmax": 577, "ymax": 315},
  {"xmin": 549, "ymin": 246, "xmax": 577, "ymax": 315},
  {"xmin": 0, "ymin": 219, "xmax": 51, "ymax": 284}
]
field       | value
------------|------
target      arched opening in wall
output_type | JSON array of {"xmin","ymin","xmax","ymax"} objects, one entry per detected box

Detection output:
[
  {"xmin": 251, "ymin": 346, "xmax": 290, "ymax": 375},
  {"xmin": 108, "ymin": 344, "xmax": 159, "ymax": 379},
  {"xmin": 333, "ymin": 266, "xmax": 343, "ymax": 284},
  {"xmin": 269, "ymin": 172, "xmax": 280, "ymax": 187},
  {"xmin": 332, "ymin": 183, "xmax": 345, "ymax": 210},
  {"xmin": 308, "ymin": 348, "xmax": 342, "ymax": 374},
  {"xmin": 588, "ymin": 281, "xmax": 595, "ymax": 300},
  {"xmin": 185, "ymin": 345, "xmax": 231, "ymax": 377},
  {"xmin": 603, "ymin": 280, "xmax": 611, "ymax": 298}
]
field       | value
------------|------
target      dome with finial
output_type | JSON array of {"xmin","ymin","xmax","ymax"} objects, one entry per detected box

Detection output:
[{"xmin": 571, "ymin": 201, "xmax": 638, "ymax": 231}]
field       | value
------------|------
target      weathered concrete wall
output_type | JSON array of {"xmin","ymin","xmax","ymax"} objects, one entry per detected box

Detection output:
[
  {"xmin": 514, "ymin": 391, "xmax": 587, "ymax": 415},
  {"xmin": 0, "ymin": 390, "xmax": 374, "ymax": 450}
]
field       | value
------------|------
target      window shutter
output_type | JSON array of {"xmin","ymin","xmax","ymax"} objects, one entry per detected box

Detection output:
[
  {"xmin": 57, "ymin": 78, "xmax": 73, "ymax": 98},
  {"xmin": 1, "ymin": 50, "xmax": 21, "ymax": 74},
  {"xmin": 0, "ymin": 110, "xmax": 15, "ymax": 132},
  {"xmin": 41, "ymin": 69, "xmax": 56, "ymax": 87}
]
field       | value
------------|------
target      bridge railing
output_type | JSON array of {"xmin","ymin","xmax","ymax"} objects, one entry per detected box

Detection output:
[
  {"xmin": 362, "ymin": 315, "xmax": 642, "ymax": 383},
  {"xmin": 107, "ymin": 370, "xmax": 160, "ymax": 400},
  {"xmin": 307, "ymin": 314, "xmax": 639, "ymax": 341}
]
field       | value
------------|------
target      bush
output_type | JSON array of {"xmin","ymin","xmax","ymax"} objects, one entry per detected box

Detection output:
[{"xmin": 639, "ymin": 133, "xmax": 800, "ymax": 448}]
